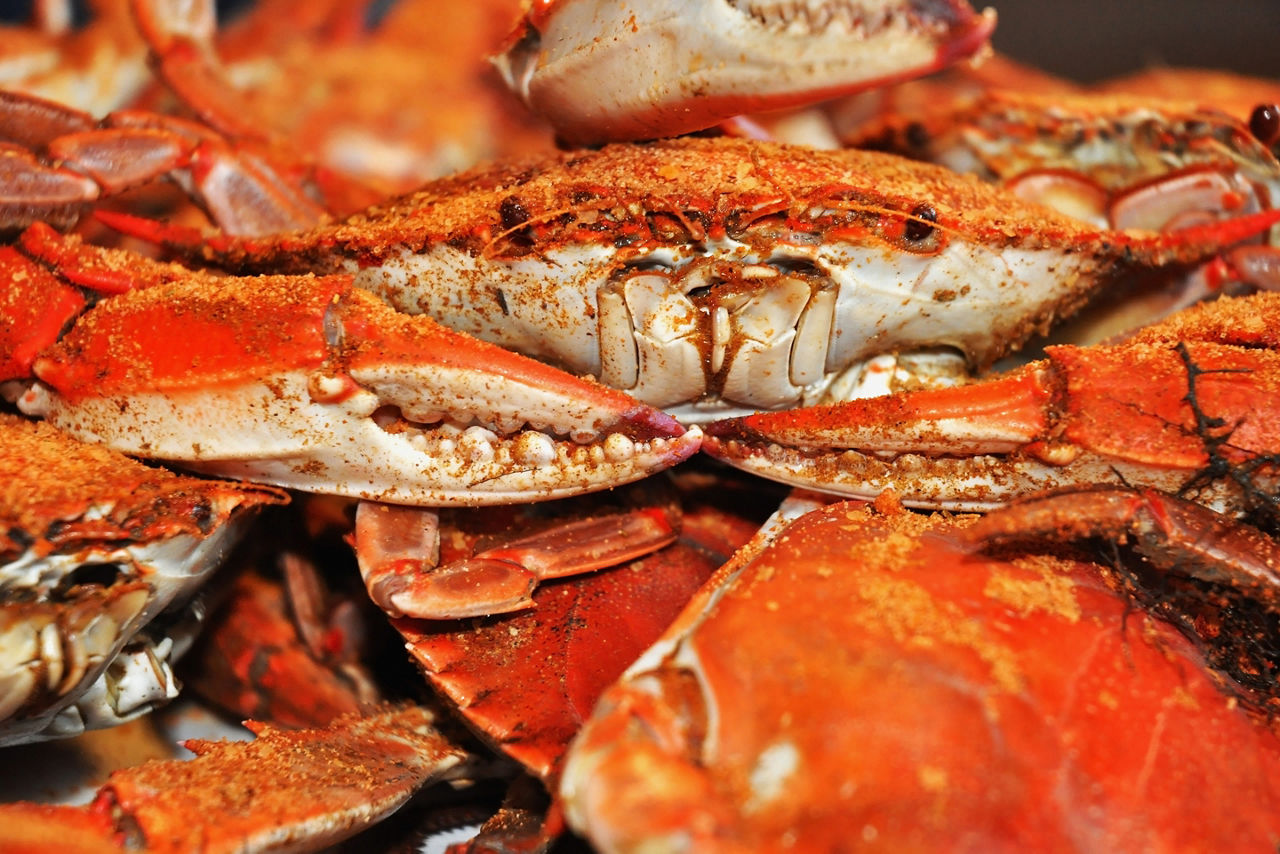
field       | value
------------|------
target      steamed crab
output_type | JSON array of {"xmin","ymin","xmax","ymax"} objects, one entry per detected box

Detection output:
[
  {"xmin": 4, "ymin": 0, "xmax": 1280, "ymax": 851},
  {"xmin": 9, "ymin": 106, "xmax": 1280, "ymax": 631},
  {"xmin": 0, "ymin": 413, "xmax": 284, "ymax": 745},
  {"xmin": 561, "ymin": 492, "xmax": 1280, "ymax": 851},
  {"xmin": 830, "ymin": 63, "xmax": 1280, "ymax": 364},
  {"xmin": 0, "ymin": 0, "xmax": 1014, "ymax": 748},
  {"xmin": 0, "ymin": 0, "xmax": 1271, "ymax": 699}
]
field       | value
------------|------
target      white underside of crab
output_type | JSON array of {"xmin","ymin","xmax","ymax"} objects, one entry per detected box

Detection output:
[
  {"xmin": 0, "ymin": 514, "xmax": 255, "ymax": 745},
  {"xmin": 20, "ymin": 369, "xmax": 701, "ymax": 505},
  {"xmin": 355, "ymin": 235, "xmax": 1097, "ymax": 418},
  {"xmin": 33, "ymin": 634, "xmax": 182, "ymax": 741}
]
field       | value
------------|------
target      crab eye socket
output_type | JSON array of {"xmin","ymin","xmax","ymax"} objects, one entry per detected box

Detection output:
[
  {"xmin": 903, "ymin": 204, "xmax": 938, "ymax": 247},
  {"xmin": 1248, "ymin": 104, "xmax": 1280, "ymax": 147},
  {"xmin": 499, "ymin": 195, "xmax": 531, "ymax": 231},
  {"xmin": 53, "ymin": 562, "xmax": 128, "ymax": 597}
]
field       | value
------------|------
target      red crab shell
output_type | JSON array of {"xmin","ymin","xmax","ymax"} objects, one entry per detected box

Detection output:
[{"xmin": 560, "ymin": 500, "xmax": 1280, "ymax": 851}]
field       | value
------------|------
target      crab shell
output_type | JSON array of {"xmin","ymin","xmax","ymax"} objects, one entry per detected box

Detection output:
[
  {"xmin": 858, "ymin": 88, "xmax": 1280, "ymax": 234},
  {"xmin": 181, "ymin": 137, "xmax": 1280, "ymax": 421},
  {"xmin": 0, "ymin": 414, "xmax": 285, "ymax": 744},
  {"xmin": 560, "ymin": 501, "xmax": 1280, "ymax": 850}
]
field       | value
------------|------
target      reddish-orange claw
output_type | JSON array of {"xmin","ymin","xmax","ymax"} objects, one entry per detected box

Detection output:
[{"xmin": 704, "ymin": 292, "xmax": 1280, "ymax": 512}]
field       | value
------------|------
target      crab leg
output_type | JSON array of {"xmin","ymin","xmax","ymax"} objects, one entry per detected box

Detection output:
[
  {"xmin": 182, "ymin": 552, "xmax": 387, "ymax": 730},
  {"xmin": 388, "ymin": 471, "xmax": 764, "ymax": 782},
  {"xmin": 0, "ymin": 89, "xmax": 332, "ymax": 234},
  {"xmin": 4, "ymin": 232, "xmax": 699, "ymax": 505},
  {"xmin": 353, "ymin": 484, "xmax": 680, "ymax": 619},
  {"xmin": 959, "ymin": 486, "xmax": 1280, "ymax": 600},
  {"xmin": 703, "ymin": 292, "xmax": 1280, "ymax": 511},
  {"xmin": 495, "ymin": 0, "xmax": 997, "ymax": 145}
]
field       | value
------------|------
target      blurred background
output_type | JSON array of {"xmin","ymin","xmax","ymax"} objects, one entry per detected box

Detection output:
[
  {"xmin": 988, "ymin": 0, "xmax": 1280, "ymax": 81},
  {"xmin": 2, "ymin": 0, "xmax": 1278, "ymax": 83}
]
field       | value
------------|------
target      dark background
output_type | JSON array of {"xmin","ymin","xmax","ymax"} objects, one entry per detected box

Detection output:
[
  {"xmin": 987, "ymin": 0, "xmax": 1280, "ymax": 82},
  {"xmin": 1, "ymin": 0, "xmax": 1277, "ymax": 83}
]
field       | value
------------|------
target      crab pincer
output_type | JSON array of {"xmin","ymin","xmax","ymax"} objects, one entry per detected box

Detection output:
[
  {"xmin": 703, "ymin": 292, "xmax": 1280, "ymax": 512},
  {"xmin": 495, "ymin": 0, "xmax": 997, "ymax": 146},
  {"xmin": 4, "ymin": 228, "xmax": 700, "ymax": 506}
]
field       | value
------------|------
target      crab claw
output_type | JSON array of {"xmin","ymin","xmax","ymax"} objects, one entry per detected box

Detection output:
[
  {"xmin": 18, "ymin": 273, "xmax": 700, "ymax": 505},
  {"xmin": 703, "ymin": 293, "xmax": 1280, "ymax": 512},
  {"xmin": 496, "ymin": 0, "xmax": 997, "ymax": 145}
]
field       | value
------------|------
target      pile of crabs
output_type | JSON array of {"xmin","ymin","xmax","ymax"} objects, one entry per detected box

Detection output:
[{"xmin": 4, "ymin": 0, "xmax": 1280, "ymax": 850}]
